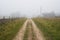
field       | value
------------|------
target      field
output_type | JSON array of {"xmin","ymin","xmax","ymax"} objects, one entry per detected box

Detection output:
[
  {"xmin": 0, "ymin": 18, "xmax": 26, "ymax": 40},
  {"xmin": 33, "ymin": 18, "xmax": 60, "ymax": 40},
  {"xmin": 1, "ymin": 17, "xmax": 60, "ymax": 40}
]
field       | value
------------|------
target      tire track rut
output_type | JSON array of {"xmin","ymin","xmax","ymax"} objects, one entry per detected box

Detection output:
[{"xmin": 13, "ymin": 20, "xmax": 28, "ymax": 40}]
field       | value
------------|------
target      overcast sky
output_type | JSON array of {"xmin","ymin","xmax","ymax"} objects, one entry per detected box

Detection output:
[{"xmin": 0, "ymin": 0, "xmax": 60, "ymax": 17}]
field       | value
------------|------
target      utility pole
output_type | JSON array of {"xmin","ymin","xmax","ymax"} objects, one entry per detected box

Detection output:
[
  {"xmin": 40, "ymin": 7, "xmax": 42, "ymax": 14},
  {"xmin": 40, "ymin": 6, "xmax": 43, "ymax": 17}
]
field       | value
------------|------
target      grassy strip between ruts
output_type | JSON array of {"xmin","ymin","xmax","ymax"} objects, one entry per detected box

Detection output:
[
  {"xmin": 0, "ymin": 18, "xmax": 26, "ymax": 40},
  {"xmin": 33, "ymin": 18, "xmax": 60, "ymax": 40},
  {"xmin": 23, "ymin": 22, "xmax": 29, "ymax": 40},
  {"xmin": 23, "ymin": 21, "xmax": 35, "ymax": 40}
]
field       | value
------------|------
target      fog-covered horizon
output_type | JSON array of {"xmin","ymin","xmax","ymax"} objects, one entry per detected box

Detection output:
[{"xmin": 0, "ymin": 0, "xmax": 60, "ymax": 18}]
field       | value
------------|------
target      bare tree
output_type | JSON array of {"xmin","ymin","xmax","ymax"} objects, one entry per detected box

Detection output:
[{"xmin": 10, "ymin": 12, "xmax": 20, "ymax": 19}]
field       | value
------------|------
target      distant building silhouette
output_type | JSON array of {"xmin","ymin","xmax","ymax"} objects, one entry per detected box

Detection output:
[
  {"xmin": 43, "ymin": 11, "xmax": 56, "ymax": 18},
  {"xmin": 3, "ymin": 16, "xmax": 5, "ymax": 19}
]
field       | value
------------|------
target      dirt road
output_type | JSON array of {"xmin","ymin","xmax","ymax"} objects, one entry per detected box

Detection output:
[{"xmin": 13, "ymin": 19, "xmax": 45, "ymax": 40}]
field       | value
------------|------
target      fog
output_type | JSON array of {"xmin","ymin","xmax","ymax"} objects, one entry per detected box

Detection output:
[{"xmin": 0, "ymin": 0, "xmax": 60, "ymax": 18}]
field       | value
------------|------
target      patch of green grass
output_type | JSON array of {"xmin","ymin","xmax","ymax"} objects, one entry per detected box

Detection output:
[
  {"xmin": 33, "ymin": 18, "xmax": 60, "ymax": 40},
  {"xmin": 0, "ymin": 18, "xmax": 26, "ymax": 40}
]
